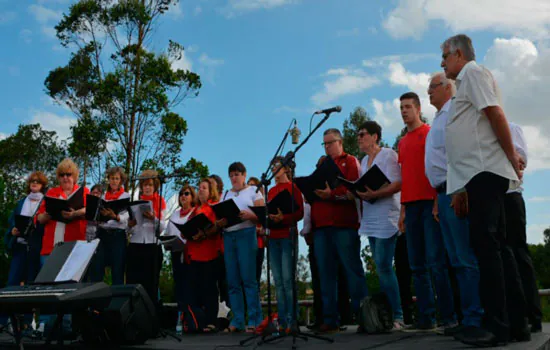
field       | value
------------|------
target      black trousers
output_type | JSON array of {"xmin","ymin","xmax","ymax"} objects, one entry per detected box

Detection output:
[
  {"xmin": 171, "ymin": 251, "xmax": 189, "ymax": 310},
  {"xmin": 466, "ymin": 172, "xmax": 527, "ymax": 340},
  {"xmin": 394, "ymin": 233, "xmax": 414, "ymax": 324},
  {"xmin": 216, "ymin": 255, "xmax": 229, "ymax": 305},
  {"xmin": 256, "ymin": 248, "xmax": 265, "ymax": 285},
  {"xmin": 504, "ymin": 192, "xmax": 542, "ymax": 325},
  {"xmin": 126, "ymin": 243, "xmax": 162, "ymax": 306},
  {"xmin": 187, "ymin": 259, "xmax": 219, "ymax": 326}
]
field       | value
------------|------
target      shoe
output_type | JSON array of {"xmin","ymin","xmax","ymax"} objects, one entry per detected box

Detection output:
[
  {"xmin": 530, "ymin": 321, "xmax": 542, "ymax": 333},
  {"xmin": 392, "ymin": 320, "xmax": 406, "ymax": 331},
  {"xmin": 318, "ymin": 324, "xmax": 339, "ymax": 334},
  {"xmin": 401, "ymin": 322, "xmax": 436, "ymax": 333},
  {"xmin": 510, "ymin": 326, "xmax": 531, "ymax": 342},
  {"xmin": 436, "ymin": 322, "xmax": 462, "ymax": 336},
  {"xmin": 459, "ymin": 327, "xmax": 505, "ymax": 347}
]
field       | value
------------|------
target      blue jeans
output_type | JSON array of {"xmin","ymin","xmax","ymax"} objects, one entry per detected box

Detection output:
[
  {"xmin": 269, "ymin": 238, "xmax": 294, "ymax": 328},
  {"xmin": 314, "ymin": 227, "xmax": 368, "ymax": 327},
  {"xmin": 7, "ymin": 246, "xmax": 29, "ymax": 286},
  {"xmin": 368, "ymin": 235, "xmax": 403, "ymax": 321},
  {"xmin": 438, "ymin": 193, "xmax": 483, "ymax": 327},
  {"xmin": 90, "ymin": 228, "xmax": 127, "ymax": 285},
  {"xmin": 224, "ymin": 226, "xmax": 263, "ymax": 328},
  {"xmin": 405, "ymin": 200, "xmax": 455, "ymax": 326}
]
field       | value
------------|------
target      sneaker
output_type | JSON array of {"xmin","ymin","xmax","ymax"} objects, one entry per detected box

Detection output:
[
  {"xmin": 392, "ymin": 320, "xmax": 407, "ymax": 331},
  {"xmin": 401, "ymin": 322, "xmax": 436, "ymax": 333},
  {"xmin": 435, "ymin": 321, "xmax": 459, "ymax": 335}
]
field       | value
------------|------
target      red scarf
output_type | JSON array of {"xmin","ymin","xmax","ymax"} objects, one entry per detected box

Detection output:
[
  {"xmin": 180, "ymin": 207, "xmax": 194, "ymax": 218},
  {"xmin": 105, "ymin": 186, "xmax": 125, "ymax": 201},
  {"xmin": 140, "ymin": 193, "xmax": 166, "ymax": 219},
  {"xmin": 50, "ymin": 184, "xmax": 79, "ymax": 199}
]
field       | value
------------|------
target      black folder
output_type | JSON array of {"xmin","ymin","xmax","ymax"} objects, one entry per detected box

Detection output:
[
  {"xmin": 127, "ymin": 200, "xmax": 152, "ymax": 222},
  {"xmin": 15, "ymin": 214, "xmax": 34, "ymax": 236},
  {"xmin": 85, "ymin": 195, "xmax": 130, "ymax": 222},
  {"xmin": 295, "ymin": 156, "xmax": 343, "ymax": 203},
  {"xmin": 248, "ymin": 189, "xmax": 300, "ymax": 228},
  {"xmin": 169, "ymin": 213, "xmax": 213, "ymax": 241},
  {"xmin": 44, "ymin": 186, "xmax": 85, "ymax": 223},
  {"xmin": 336, "ymin": 164, "xmax": 391, "ymax": 204},
  {"xmin": 211, "ymin": 199, "xmax": 243, "ymax": 229}
]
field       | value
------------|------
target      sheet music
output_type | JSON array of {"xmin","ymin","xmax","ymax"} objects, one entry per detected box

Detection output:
[
  {"xmin": 129, "ymin": 202, "xmax": 153, "ymax": 226},
  {"xmin": 55, "ymin": 239, "xmax": 100, "ymax": 282}
]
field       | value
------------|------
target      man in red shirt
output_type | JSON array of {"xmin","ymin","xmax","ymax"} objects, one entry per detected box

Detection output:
[
  {"xmin": 310, "ymin": 128, "xmax": 367, "ymax": 333},
  {"xmin": 397, "ymin": 92, "xmax": 455, "ymax": 331}
]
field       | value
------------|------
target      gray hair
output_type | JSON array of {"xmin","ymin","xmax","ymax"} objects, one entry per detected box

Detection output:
[
  {"xmin": 429, "ymin": 72, "xmax": 456, "ymax": 95},
  {"xmin": 441, "ymin": 34, "xmax": 476, "ymax": 61},
  {"xmin": 323, "ymin": 128, "xmax": 342, "ymax": 139}
]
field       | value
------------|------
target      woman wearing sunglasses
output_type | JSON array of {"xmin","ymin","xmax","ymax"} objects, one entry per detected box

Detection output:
[
  {"xmin": 165, "ymin": 185, "xmax": 197, "ymax": 316},
  {"xmin": 5, "ymin": 171, "xmax": 48, "ymax": 286},
  {"xmin": 37, "ymin": 158, "xmax": 89, "ymax": 260}
]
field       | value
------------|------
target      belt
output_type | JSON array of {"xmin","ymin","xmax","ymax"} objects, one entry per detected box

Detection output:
[{"xmin": 435, "ymin": 182, "xmax": 447, "ymax": 194}]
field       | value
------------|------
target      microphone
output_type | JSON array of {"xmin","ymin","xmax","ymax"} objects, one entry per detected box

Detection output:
[
  {"xmin": 314, "ymin": 105, "xmax": 342, "ymax": 115},
  {"xmin": 289, "ymin": 120, "xmax": 301, "ymax": 145}
]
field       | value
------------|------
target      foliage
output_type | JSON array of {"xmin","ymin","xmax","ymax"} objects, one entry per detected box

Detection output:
[
  {"xmin": 45, "ymin": 0, "xmax": 206, "ymax": 193},
  {"xmin": 0, "ymin": 124, "xmax": 67, "ymax": 286},
  {"xmin": 342, "ymin": 107, "xmax": 369, "ymax": 159}
]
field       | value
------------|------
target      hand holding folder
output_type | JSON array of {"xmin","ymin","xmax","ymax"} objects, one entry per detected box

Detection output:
[
  {"xmin": 169, "ymin": 213, "xmax": 213, "ymax": 241},
  {"xmin": 295, "ymin": 157, "xmax": 343, "ymax": 203},
  {"xmin": 211, "ymin": 199, "xmax": 243, "ymax": 229},
  {"xmin": 248, "ymin": 189, "xmax": 299, "ymax": 228},
  {"xmin": 337, "ymin": 164, "xmax": 391, "ymax": 204},
  {"xmin": 14, "ymin": 215, "xmax": 34, "ymax": 236},
  {"xmin": 85, "ymin": 195, "xmax": 130, "ymax": 222},
  {"xmin": 44, "ymin": 186, "xmax": 85, "ymax": 223}
]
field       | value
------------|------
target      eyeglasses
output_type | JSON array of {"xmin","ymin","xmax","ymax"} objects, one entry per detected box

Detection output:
[
  {"xmin": 442, "ymin": 51, "xmax": 455, "ymax": 60},
  {"xmin": 357, "ymin": 132, "xmax": 368, "ymax": 138},
  {"xmin": 181, "ymin": 191, "xmax": 191, "ymax": 196},
  {"xmin": 30, "ymin": 179, "xmax": 40, "ymax": 184},
  {"xmin": 59, "ymin": 173, "xmax": 72, "ymax": 178},
  {"xmin": 322, "ymin": 139, "xmax": 340, "ymax": 147},
  {"xmin": 428, "ymin": 82, "xmax": 444, "ymax": 90}
]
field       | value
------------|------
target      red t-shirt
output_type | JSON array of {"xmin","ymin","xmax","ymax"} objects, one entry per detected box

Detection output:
[
  {"xmin": 185, "ymin": 202, "xmax": 219, "ymax": 262},
  {"xmin": 398, "ymin": 123, "xmax": 437, "ymax": 204},
  {"xmin": 267, "ymin": 182, "xmax": 304, "ymax": 239}
]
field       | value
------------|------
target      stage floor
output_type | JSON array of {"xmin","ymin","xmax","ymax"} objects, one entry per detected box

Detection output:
[{"xmin": 1, "ymin": 324, "xmax": 549, "ymax": 349}]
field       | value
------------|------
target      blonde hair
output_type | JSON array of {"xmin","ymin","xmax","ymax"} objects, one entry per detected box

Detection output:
[
  {"xmin": 199, "ymin": 178, "xmax": 220, "ymax": 203},
  {"xmin": 56, "ymin": 158, "xmax": 79, "ymax": 183}
]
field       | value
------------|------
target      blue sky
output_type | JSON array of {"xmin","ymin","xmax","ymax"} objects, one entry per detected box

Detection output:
[{"xmin": 1, "ymin": 0, "xmax": 550, "ymax": 252}]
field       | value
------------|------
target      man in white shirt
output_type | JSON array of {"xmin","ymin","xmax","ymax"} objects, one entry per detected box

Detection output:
[
  {"xmin": 506, "ymin": 123, "xmax": 542, "ymax": 333},
  {"xmin": 425, "ymin": 72, "xmax": 482, "ymax": 336},
  {"xmin": 441, "ymin": 34, "xmax": 529, "ymax": 347}
]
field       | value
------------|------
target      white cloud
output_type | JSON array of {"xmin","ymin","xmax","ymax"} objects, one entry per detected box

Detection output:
[
  {"xmin": 521, "ymin": 126, "xmax": 550, "ymax": 173},
  {"xmin": 19, "ymin": 29, "xmax": 32, "ymax": 44},
  {"xmin": 383, "ymin": 0, "xmax": 550, "ymax": 40},
  {"xmin": 528, "ymin": 196, "xmax": 550, "ymax": 203},
  {"xmin": 171, "ymin": 51, "xmax": 193, "ymax": 72},
  {"xmin": 362, "ymin": 53, "xmax": 438, "ymax": 68},
  {"xmin": 0, "ymin": 11, "xmax": 16, "ymax": 24},
  {"xmin": 527, "ymin": 223, "xmax": 548, "ymax": 244},
  {"xmin": 194, "ymin": 6, "xmax": 203, "ymax": 15},
  {"xmin": 371, "ymin": 98, "xmax": 401, "ymax": 130},
  {"xmin": 28, "ymin": 4, "xmax": 61, "ymax": 24},
  {"xmin": 0, "ymin": 132, "xmax": 7, "ymax": 140},
  {"xmin": 221, "ymin": 0, "xmax": 297, "ymax": 17},
  {"xmin": 30, "ymin": 110, "xmax": 75, "ymax": 141},
  {"xmin": 198, "ymin": 53, "xmax": 224, "ymax": 66},
  {"xmin": 41, "ymin": 26, "xmax": 57, "ymax": 39},
  {"xmin": 311, "ymin": 69, "xmax": 380, "ymax": 106}
]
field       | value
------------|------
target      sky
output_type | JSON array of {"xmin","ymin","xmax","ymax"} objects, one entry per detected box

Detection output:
[{"xmin": 1, "ymin": 0, "xmax": 550, "ymax": 256}]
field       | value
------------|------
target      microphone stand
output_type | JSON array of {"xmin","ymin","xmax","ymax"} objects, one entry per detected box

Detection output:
[{"xmin": 241, "ymin": 111, "xmax": 337, "ymax": 348}]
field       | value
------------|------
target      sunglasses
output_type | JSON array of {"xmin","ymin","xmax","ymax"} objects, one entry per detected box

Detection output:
[
  {"xmin": 181, "ymin": 191, "xmax": 191, "ymax": 196},
  {"xmin": 357, "ymin": 132, "xmax": 368, "ymax": 138},
  {"xmin": 59, "ymin": 173, "xmax": 72, "ymax": 178},
  {"xmin": 30, "ymin": 179, "xmax": 40, "ymax": 184}
]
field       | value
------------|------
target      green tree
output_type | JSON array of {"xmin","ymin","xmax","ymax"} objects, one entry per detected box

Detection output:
[
  {"xmin": 0, "ymin": 124, "xmax": 67, "ymax": 286},
  {"xmin": 342, "ymin": 106, "xmax": 369, "ymax": 159},
  {"xmin": 45, "ymin": 0, "xmax": 206, "ymax": 192}
]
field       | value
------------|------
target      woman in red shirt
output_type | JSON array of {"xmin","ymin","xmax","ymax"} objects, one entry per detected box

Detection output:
[
  {"xmin": 187, "ymin": 178, "xmax": 222, "ymax": 332},
  {"xmin": 247, "ymin": 176, "xmax": 266, "ymax": 285},
  {"xmin": 37, "ymin": 158, "xmax": 89, "ymax": 259},
  {"xmin": 267, "ymin": 156, "xmax": 304, "ymax": 331}
]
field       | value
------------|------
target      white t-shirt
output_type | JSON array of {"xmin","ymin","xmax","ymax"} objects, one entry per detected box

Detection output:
[
  {"xmin": 222, "ymin": 186, "xmax": 263, "ymax": 232},
  {"xmin": 358, "ymin": 148, "xmax": 401, "ymax": 239}
]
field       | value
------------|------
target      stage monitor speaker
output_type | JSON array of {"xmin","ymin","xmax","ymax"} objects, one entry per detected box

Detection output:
[
  {"xmin": 103, "ymin": 284, "xmax": 159, "ymax": 345},
  {"xmin": 76, "ymin": 284, "xmax": 159, "ymax": 345}
]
